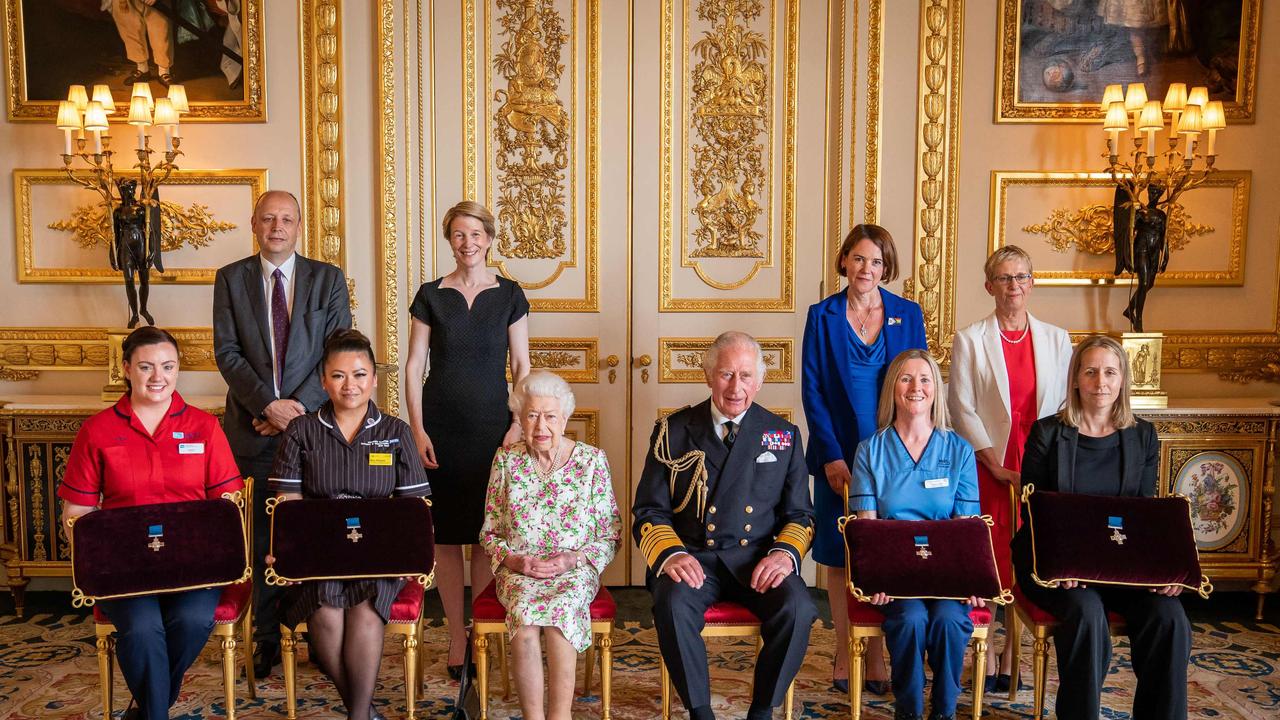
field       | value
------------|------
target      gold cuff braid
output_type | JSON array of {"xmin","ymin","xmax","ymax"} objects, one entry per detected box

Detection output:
[
  {"xmin": 639, "ymin": 522, "xmax": 685, "ymax": 568},
  {"xmin": 775, "ymin": 522, "xmax": 813, "ymax": 557}
]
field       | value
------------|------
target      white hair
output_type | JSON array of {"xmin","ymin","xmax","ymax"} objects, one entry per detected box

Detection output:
[
  {"xmin": 701, "ymin": 331, "xmax": 767, "ymax": 381},
  {"xmin": 508, "ymin": 370, "xmax": 576, "ymax": 418}
]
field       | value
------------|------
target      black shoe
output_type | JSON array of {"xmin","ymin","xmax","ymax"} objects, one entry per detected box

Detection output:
[
  {"xmin": 121, "ymin": 701, "xmax": 141, "ymax": 720},
  {"xmin": 994, "ymin": 673, "xmax": 1013, "ymax": 693},
  {"xmin": 157, "ymin": 73, "xmax": 173, "ymax": 87},
  {"xmin": 927, "ymin": 713, "xmax": 956, "ymax": 720},
  {"xmin": 369, "ymin": 705, "xmax": 387, "ymax": 720},
  {"xmin": 253, "ymin": 640, "xmax": 281, "ymax": 678},
  {"xmin": 864, "ymin": 679, "xmax": 889, "ymax": 696},
  {"xmin": 122, "ymin": 69, "xmax": 151, "ymax": 86},
  {"xmin": 832, "ymin": 677, "xmax": 850, "ymax": 694},
  {"xmin": 983, "ymin": 673, "xmax": 998, "ymax": 693},
  {"xmin": 893, "ymin": 708, "xmax": 923, "ymax": 720},
  {"xmin": 446, "ymin": 662, "xmax": 476, "ymax": 680}
]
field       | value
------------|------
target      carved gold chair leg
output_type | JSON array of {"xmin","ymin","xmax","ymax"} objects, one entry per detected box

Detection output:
[
  {"xmin": 584, "ymin": 637, "xmax": 596, "ymax": 694},
  {"xmin": 475, "ymin": 631, "xmax": 490, "ymax": 720},
  {"xmin": 849, "ymin": 634, "xmax": 867, "ymax": 720},
  {"xmin": 598, "ymin": 628, "xmax": 614, "ymax": 720},
  {"xmin": 1007, "ymin": 611, "xmax": 1020, "ymax": 702},
  {"xmin": 96, "ymin": 630, "xmax": 114, "ymax": 719},
  {"xmin": 220, "ymin": 634, "xmax": 238, "ymax": 720},
  {"xmin": 281, "ymin": 626, "xmax": 299, "ymax": 720},
  {"xmin": 659, "ymin": 658, "xmax": 672, "ymax": 720},
  {"xmin": 240, "ymin": 610, "xmax": 257, "ymax": 699},
  {"xmin": 1031, "ymin": 634, "xmax": 1050, "ymax": 719},
  {"xmin": 402, "ymin": 624, "xmax": 419, "ymax": 720},
  {"xmin": 499, "ymin": 632, "xmax": 511, "ymax": 700},
  {"xmin": 970, "ymin": 634, "xmax": 988, "ymax": 720}
]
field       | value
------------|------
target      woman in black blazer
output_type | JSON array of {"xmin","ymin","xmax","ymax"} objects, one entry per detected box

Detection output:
[{"xmin": 1012, "ymin": 335, "xmax": 1191, "ymax": 720}]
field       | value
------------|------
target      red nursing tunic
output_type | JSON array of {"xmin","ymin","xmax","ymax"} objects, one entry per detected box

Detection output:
[
  {"xmin": 59, "ymin": 392, "xmax": 242, "ymax": 509},
  {"xmin": 978, "ymin": 331, "xmax": 1037, "ymax": 587}
]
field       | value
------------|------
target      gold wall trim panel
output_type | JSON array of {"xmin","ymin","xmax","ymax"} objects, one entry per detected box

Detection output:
[
  {"xmin": 909, "ymin": 0, "xmax": 963, "ymax": 366},
  {"xmin": 659, "ymin": 406, "xmax": 793, "ymax": 422},
  {"xmin": 464, "ymin": 0, "xmax": 479, "ymax": 200},
  {"xmin": 657, "ymin": 337, "xmax": 794, "ymax": 383},
  {"xmin": 990, "ymin": 171, "xmax": 1250, "ymax": 287},
  {"xmin": 3, "ymin": 1, "xmax": 266, "ymax": 123},
  {"xmin": 564, "ymin": 409, "xmax": 600, "ymax": 447},
  {"xmin": 1065, "ymin": 330, "xmax": 1280, "ymax": 383},
  {"xmin": 483, "ymin": 0, "xmax": 601, "ymax": 312},
  {"xmin": 14, "ymin": 169, "xmax": 267, "ymax": 285},
  {"xmin": 659, "ymin": 0, "xmax": 797, "ymax": 312},
  {"xmin": 823, "ymin": 0, "xmax": 850, "ymax": 300},
  {"xmin": 0, "ymin": 327, "xmax": 215, "ymax": 372},
  {"xmin": 301, "ymin": 0, "xmax": 347, "ymax": 268},
  {"xmin": 863, "ymin": 0, "xmax": 883, "ymax": 225},
  {"xmin": 377, "ymin": 0, "xmax": 402, "ymax": 414},
  {"xmin": 505, "ymin": 338, "xmax": 600, "ymax": 383},
  {"xmin": 995, "ymin": 0, "xmax": 1260, "ymax": 124}
]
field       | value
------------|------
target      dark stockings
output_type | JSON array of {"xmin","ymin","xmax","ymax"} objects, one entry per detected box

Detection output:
[{"xmin": 308, "ymin": 600, "xmax": 385, "ymax": 720}]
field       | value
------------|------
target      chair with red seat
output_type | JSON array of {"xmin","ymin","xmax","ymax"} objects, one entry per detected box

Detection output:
[
  {"xmin": 472, "ymin": 581, "xmax": 617, "ymax": 720},
  {"xmin": 1007, "ymin": 584, "xmax": 1127, "ymax": 718},
  {"xmin": 280, "ymin": 579, "xmax": 427, "ymax": 719},
  {"xmin": 845, "ymin": 600, "xmax": 991, "ymax": 720},
  {"xmin": 657, "ymin": 600, "xmax": 796, "ymax": 720},
  {"xmin": 94, "ymin": 480, "xmax": 257, "ymax": 719}
]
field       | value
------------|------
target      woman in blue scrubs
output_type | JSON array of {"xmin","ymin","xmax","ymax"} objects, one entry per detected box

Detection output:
[{"xmin": 848, "ymin": 349, "xmax": 984, "ymax": 720}]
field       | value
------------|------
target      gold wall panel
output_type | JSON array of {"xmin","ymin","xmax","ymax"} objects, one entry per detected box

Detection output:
[
  {"xmin": 0, "ymin": 327, "xmax": 215, "ymax": 372},
  {"xmin": 909, "ymin": 0, "xmax": 963, "ymax": 366},
  {"xmin": 659, "ymin": 406, "xmax": 792, "ymax": 422},
  {"xmin": 301, "ymin": 0, "xmax": 347, "ymax": 268},
  {"xmin": 483, "ymin": 0, "xmax": 600, "ymax": 311},
  {"xmin": 376, "ymin": 0, "xmax": 401, "ymax": 414},
  {"xmin": 660, "ymin": 0, "xmax": 797, "ymax": 311},
  {"xmin": 564, "ymin": 409, "xmax": 600, "ymax": 446},
  {"xmin": 14, "ymin": 169, "xmax": 267, "ymax": 285},
  {"xmin": 990, "ymin": 171, "xmax": 1250, "ymax": 287},
  {"xmin": 863, "ymin": 0, "xmax": 883, "ymax": 225},
  {"xmin": 657, "ymin": 337, "xmax": 794, "ymax": 383},
  {"xmin": 506, "ymin": 338, "xmax": 599, "ymax": 383}
]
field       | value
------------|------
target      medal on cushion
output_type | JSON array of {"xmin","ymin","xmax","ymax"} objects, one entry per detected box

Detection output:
[
  {"xmin": 148, "ymin": 524, "xmax": 165, "ymax": 552},
  {"xmin": 1108, "ymin": 516, "xmax": 1126, "ymax": 545},
  {"xmin": 346, "ymin": 516, "xmax": 364, "ymax": 543},
  {"xmin": 914, "ymin": 534, "xmax": 932, "ymax": 559}
]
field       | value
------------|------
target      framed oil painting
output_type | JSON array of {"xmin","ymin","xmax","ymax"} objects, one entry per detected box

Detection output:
[
  {"xmin": 4, "ymin": 0, "xmax": 264, "ymax": 122},
  {"xmin": 996, "ymin": 0, "xmax": 1259, "ymax": 123}
]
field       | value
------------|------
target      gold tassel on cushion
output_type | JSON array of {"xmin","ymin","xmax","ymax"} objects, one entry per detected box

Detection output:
[{"xmin": 653, "ymin": 416, "xmax": 710, "ymax": 520}]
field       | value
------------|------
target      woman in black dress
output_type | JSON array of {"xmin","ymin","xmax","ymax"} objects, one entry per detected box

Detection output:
[
  {"xmin": 269, "ymin": 330, "xmax": 431, "ymax": 720},
  {"xmin": 1012, "ymin": 335, "xmax": 1190, "ymax": 720},
  {"xmin": 403, "ymin": 201, "xmax": 531, "ymax": 674}
]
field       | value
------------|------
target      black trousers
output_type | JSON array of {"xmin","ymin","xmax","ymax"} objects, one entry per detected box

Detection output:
[
  {"xmin": 650, "ymin": 554, "xmax": 816, "ymax": 713},
  {"xmin": 1018, "ymin": 572, "xmax": 1191, "ymax": 720},
  {"xmin": 236, "ymin": 446, "xmax": 283, "ymax": 644}
]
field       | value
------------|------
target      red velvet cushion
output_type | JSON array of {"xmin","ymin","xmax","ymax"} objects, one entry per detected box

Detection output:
[
  {"xmin": 844, "ymin": 516, "xmax": 1009, "ymax": 603},
  {"xmin": 704, "ymin": 601, "xmax": 760, "ymax": 625},
  {"xmin": 847, "ymin": 600, "xmax": 992, "ymax": 627},
  {"xmin": 213, "ymin": 579, "xmax": 253, "ymax": 623},
  {"xmin": 270, "ymin": 497, "xmax": 434, "ymax": 583},
  {"xmin": 72, "ymin": 498, "xmax": 248, "ymax": 603},
  {"xmin": 1025, "ymin": 489, "xmax": 1208, "ymax": 595},
  {"xmin": 473, "ymin": 581, "xmax": 616, "ymax": 621},
  {"xmin": 389, "ymin": 581, "xmax": 425, "ymax": 622}
]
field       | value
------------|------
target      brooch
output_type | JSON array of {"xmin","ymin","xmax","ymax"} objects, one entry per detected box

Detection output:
[{"xmin": 887, "ymin": 317, "xmax": 902, "ymax": 326}]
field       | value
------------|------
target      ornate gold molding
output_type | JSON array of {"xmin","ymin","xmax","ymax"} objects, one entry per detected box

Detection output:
[
  {"xmin": 377, "ymin": 0, "xmax": 401, "ymax": 414},
  {"xmin": 301, "ymin": 0, "xmax": 346, "ymax": 267},
  {"xmin": 863, "ymin": 0, "xmax": 883, "ymax": 224},
  {"xmin": 909, "ymin": 0, "xmax": 963, "ymax": 365},
  {"xmin": 564, "ymin": 409, "xmax": 600, "ymax": 446},
  {"xmin": 657, "ymin": 337, "xmax": 794, "ymax": 383},
  {"xmin": 0, "ymin": 328, "xmax": 216, "ymax": 372},
  {"xmin": 506, "ymin": 338, "xmax": 600, "ymax": 383},
  {"xmin": 14, "ymin": 169, "xmax": 267, "ymax": 285},
  {"xmin": 464, "ymin": 0, "xmax": 480, "ymax": 199},
  {"xmin": 661, "ymin": 0, "xmax": 797, "ymax": 311},
  {"xmin": 991, "ymin": 171, "xmax": 1249, "ymax": 286},
  {"xmin": 49, "ymin": 201, "xmax": 237, "ymax": 253},
  {"xmin": 0, "ymin": 367, "xmax": 38, "ymax": 382},
  {"xmin": 4, "ymin": 1, "xmax": 266, "ymax": 123}
]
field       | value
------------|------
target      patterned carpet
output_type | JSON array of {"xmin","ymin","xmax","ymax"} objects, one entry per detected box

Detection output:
[{"xmin": 1, "ymin": 598, "xmax": 1277, "ymax": 719}]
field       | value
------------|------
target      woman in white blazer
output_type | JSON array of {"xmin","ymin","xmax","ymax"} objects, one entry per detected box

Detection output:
[{"xmin": 947, "ymin": 245, "xmax": 1072, "ymax": 692}]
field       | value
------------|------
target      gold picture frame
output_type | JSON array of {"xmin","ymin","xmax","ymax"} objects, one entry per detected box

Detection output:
[
  {"xmin": 14, "ymin": 168, "xmax": 267, "ymax": 285},
  {"xmin": 989, "ymin": 170, "xmax": 1250, "ymax": 287},
  {"xmin": 995, "ymin": 0, "xmax": 1260, "ymax": 123},
  {"xmin": 3, "ymin": 0, "xmax": 265, "ymax": 122}
]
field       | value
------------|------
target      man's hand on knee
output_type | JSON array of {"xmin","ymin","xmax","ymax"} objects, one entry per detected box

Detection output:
[
  {"xmin": 749, "ymin": 551, "xmax": 793, "ymax": 593},
  {"xmin": 663, "ymin": 553, "xmax": 706, "ymax": 589}
]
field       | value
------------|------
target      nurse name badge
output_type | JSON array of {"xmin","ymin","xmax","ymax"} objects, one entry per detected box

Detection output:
[
  {"xmin": 914, "ymin": 535, "xmax": 932, "ymax": 559},
  {"xmin": 761, "ymin": 431, "xmax": 792, "ymax": 450},
  {"xmin": 346, "ymin": 517, "xmax": 363, "ymax": 543},
  {"xmin": 1108, "ymin": 516, "xmax": 1126, "ymax": 545},
  {"xmin": 148, "ymin": 524, "xmax": 165, "ymax": 552}
]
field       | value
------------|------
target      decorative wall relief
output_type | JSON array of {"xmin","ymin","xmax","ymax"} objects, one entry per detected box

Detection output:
[
  {"xmin": 485, "ymin": 0, "xmax": 599, "ymax": 311},
  {"xmin": 658, "ymin": 337, "xmax": 793, "ymax": 383},
  {"xmin": 661, "ymin": 0, "xmax": 796, "ymax": 311},
  {"xmin": 0, "ymin": 327, "xmax": 216, "ymax": 372},
  {"xmin": 1024, "ymin": 202, "xmax": 1212, "ymax": 256},
  {"xmin": 506, "ymin": 338, "xmax": 599, "ymax": 383},
  {"xmin": 48, "ymin": 201, "xmax": 237, "ymax": 253}
]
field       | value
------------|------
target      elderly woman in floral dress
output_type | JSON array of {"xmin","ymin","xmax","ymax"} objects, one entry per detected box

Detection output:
[{"xmin": 480, "ymin": 370, "xmax": 622, "ymax": 720}]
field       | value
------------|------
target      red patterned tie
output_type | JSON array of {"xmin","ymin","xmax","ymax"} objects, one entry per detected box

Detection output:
[{"xmin": 271, "ymin": 268, "xmax": 290, "ymax": 390}]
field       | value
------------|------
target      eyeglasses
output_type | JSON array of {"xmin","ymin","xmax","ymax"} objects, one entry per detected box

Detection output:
[{"xmin": 992, "ymin": 273, "xmax": 1033, "ymax": 285}]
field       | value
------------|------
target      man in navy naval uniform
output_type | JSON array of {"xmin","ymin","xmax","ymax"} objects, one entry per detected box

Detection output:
[{"xmin": 634, "ymin": 331, "xmax": 816, "ymax": 720}]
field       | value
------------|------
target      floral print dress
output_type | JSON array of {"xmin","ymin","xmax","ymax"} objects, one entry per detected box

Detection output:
[{"xmin": 480, "ymin": 441, "xmax": 621, "ymax": 652}]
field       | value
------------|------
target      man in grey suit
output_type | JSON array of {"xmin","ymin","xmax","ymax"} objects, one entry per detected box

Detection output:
[{"xmin": 213, "ymin": 190, "xmax": 351, "ymax": 677}]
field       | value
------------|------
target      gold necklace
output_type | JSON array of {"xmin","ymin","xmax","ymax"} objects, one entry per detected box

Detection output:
[{"xmin": 532, "ymin": 441, "xmax": 564, "ymax": 484}]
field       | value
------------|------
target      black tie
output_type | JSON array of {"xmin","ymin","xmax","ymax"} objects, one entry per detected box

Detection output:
[{"xmin": 722, "ymin": 420, "xmax": 737, "ymax": 448}]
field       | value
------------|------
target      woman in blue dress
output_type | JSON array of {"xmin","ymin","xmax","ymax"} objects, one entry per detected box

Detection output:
[
  {"xmin": 848, "ymin": 349, "xmax": 984, "ymax": 720},
  {"xmin": 801, "ymin": 224, "xmax": 927, "ymax": 692}
]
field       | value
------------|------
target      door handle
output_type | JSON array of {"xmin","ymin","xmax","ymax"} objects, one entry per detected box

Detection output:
[
  {"xmin": 606, "ymin": 355, "xmax": 619, "ymax": 384},
  {"xmin": 633, "ymin": 354, "xmax": 652, "ymax": 383}
]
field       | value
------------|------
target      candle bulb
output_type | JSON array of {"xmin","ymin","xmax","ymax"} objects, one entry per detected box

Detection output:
[
  {"xmin": 137, "ymin": 125, "xmax": 147, "ymax": 151},
  {"xmin": 152, "ymin": 98, "xmax": 178, "ymax": 153},
  {"xmin": 1137, "ymin": 100, "xmax": 1163, "ymax": 155},
  {"xmin": 1201, "ymin": 100, "xmax": 1226, "ymax": 157},
  {"xmin": 56, "ymin": 100, "xmax": 82, "ymax": 155},
  {"xmin": 82, "ymin": 101, "xmax": 109, "ymax": 155},
  {"xmin": 1178, "ymin": 103, "xmax": 1203, "ymax": 159},
  {"xmin": 1104, "ymin": 100, "xmax": 1129, "ymax": 156}
]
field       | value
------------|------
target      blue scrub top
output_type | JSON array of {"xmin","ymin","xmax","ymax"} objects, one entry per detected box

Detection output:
[{"xmin": 849, "ymin": 427, "xmax": 979, "ymax": 520}]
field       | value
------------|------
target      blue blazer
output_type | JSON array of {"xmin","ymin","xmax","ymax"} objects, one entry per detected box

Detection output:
[{"xmin": 801, "ymin": 286, "xmax": 927, "ymax": 476}]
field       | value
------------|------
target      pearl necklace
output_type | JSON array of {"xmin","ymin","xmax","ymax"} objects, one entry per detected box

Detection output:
[
  {"xmin": 999, "ymin": 325, "xmax": 1030, "ymax": 344},
  {"xmin": 532, "ymin": 441, "xmax": 565, "ymax": 484},
  {"xmin": 846, "ymin": 294, "xmax": 882, "ymax": 337}
]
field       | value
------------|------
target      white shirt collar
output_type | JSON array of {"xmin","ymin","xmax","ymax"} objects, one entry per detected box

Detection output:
[
  {"xmin": 260, "ymin": 252, "xmax": 297, "ymax": 281},
  {"xmin": 709, "ymin": 401, "xmax": 748, "ymax": 432}
]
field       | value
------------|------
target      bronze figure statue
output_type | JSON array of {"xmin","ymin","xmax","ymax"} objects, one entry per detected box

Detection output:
[
  {"xmin": 112, "ymin": 179, "xmax": 164, "ymax": 329},
  {"xmin": 1113, "ymin": 184, "xmax": 1170, "ymax": 333}
]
